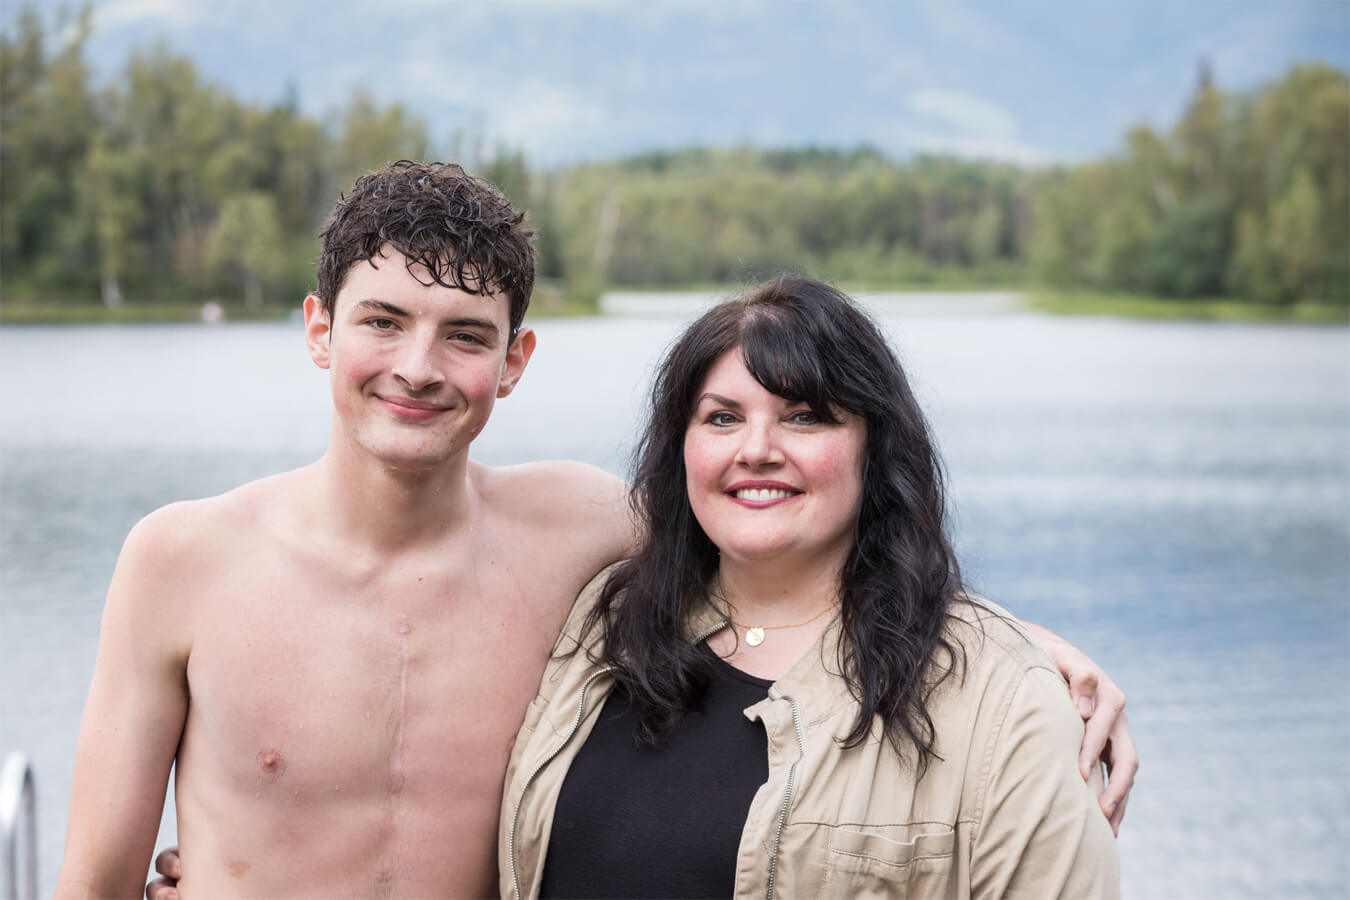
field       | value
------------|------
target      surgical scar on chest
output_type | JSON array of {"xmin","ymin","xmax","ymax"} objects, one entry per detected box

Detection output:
[
  {"xmin": 390, "ymin": 613, "xmax": 410, "ymax": 794},
  {"xmin": 380, "ymin": 614, "xmax": 413, "ymax": 891}
]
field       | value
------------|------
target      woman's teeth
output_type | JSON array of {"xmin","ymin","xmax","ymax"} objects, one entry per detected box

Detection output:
[{"xmin": 734, "ymin": 487, "xmax": 795, "ymax": 501}]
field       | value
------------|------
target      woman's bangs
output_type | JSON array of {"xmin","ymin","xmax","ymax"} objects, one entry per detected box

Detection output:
[{"xmin": 739, "ymin": 313, "xmax": 842, "ymax": 422}]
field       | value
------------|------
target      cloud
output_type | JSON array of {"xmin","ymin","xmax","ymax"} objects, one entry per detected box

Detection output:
[
  {"xmin": 907, "ymin": 131, "xmax": 1043, "ymax": 165},
  {"xmin": 489, "ymin": 81, "xmax": 610, "ymax": 160},
  {"xmin": 916, "ymin": 0, "xmax": 1009, "ymax": 53},
  {"xmin": 908, "ymin": 89, "xmax": 1018, "ymax": 139},
  {"xmin": 94, "ymin": 0, "xmax": 207, "ymax": 29},
  {"xmin": 397, "ymin": 59, "xmax": 480, "ymax": 108}
]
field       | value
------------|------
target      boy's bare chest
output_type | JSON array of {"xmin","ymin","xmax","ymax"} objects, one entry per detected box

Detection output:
[{"xmin": 179, "ymin": 551, "xmax": 566, "ymax": 811}]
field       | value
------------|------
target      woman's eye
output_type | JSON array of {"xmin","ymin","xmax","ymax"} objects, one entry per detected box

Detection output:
[
  {"xmin": 788, "ymin": 410, "xmax": 819, "ymax": 425},
  {"xmin": 707, "ymin": 411, "xmax": 737, "ymax": 426}
]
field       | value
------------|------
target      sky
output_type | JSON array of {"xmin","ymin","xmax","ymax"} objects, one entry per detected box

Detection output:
[{"xmin": 19, "ymin": 0, "xmax": 1350, "ymax": 167}]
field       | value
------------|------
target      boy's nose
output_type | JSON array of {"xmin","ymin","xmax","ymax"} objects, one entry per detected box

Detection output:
[{"xmin": 392, "ymin": 338, "xmax": 444, "ymax": 392}]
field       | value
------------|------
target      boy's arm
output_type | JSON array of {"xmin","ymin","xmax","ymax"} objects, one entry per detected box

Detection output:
[
  {"xmin": 1023, "ymin": 621, "xmax": 1137, "ymax": 834},
  {"xmin": 55, "ymin": 510, "xmax": 193, "ymax": 898}
]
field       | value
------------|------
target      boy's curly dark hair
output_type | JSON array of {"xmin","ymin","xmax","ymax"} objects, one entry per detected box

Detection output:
[{"xmin": 316, "ymin": 160, "xmax": 536, "ymax": 336}]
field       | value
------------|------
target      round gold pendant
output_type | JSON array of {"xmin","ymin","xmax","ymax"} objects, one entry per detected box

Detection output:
[{"xmin": 745, "ymin": 626, "xmax": 765, "ymax": 647}]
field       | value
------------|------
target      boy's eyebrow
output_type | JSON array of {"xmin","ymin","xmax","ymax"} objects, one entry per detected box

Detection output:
[{"xmin": 351, "ymin": 299, "xmax": 410, "ymax": 317}]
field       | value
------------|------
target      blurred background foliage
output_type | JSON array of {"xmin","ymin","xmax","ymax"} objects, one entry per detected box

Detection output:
[{"xmin": 1, "ymin": 6, "xmax": 1346, "ymax": 318}]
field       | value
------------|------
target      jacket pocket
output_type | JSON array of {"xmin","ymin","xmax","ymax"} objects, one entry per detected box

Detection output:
[
  {"xmin": 817, "ymin": 824, "xmax": 956, "ymax": 899},
  {"xmin": 504, "ymin": 694, "xmax": 549, "ymax": 797},
  {"xmin": 520, "ymin": 693, "xmax": 549, "ymax": 734}
]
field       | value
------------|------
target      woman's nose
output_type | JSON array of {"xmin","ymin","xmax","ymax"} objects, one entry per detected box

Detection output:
[{"xmin": 734, "ymin": 420, "xmax": 785, "ymax": 467}]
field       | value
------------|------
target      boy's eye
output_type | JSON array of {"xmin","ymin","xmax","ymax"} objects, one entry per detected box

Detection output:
[
  {"xmin": 450, "ymin": 332, "xmax": 485, "ymax": 345},
  {"xmin": 368, "ymin": 317, "xmax": 396, "ymax": 330}
]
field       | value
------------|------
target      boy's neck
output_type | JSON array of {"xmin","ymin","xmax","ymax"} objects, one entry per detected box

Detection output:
[{"xmin": 309, "ymin": 433, "xmax": 478, "ymax": 555}]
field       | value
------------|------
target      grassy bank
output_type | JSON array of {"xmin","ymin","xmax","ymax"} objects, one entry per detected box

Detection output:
[
  {"xmin": 0, "ymin": 283, "xmax": 598, "ymax": 325},
  {"xmin": 8, "ymin": 288, "xmax": 1347, "ymax": 325},
  {"xmin": 0, "ymin": 302, "xmax": 293, "ymax": 325},
  {"xmin": 1031, "ymin": 291, "xmax": 1349, "ymax": 323}
]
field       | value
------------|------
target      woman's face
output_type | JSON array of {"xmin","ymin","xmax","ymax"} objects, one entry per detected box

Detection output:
[{"xmin": 684, "ymin": 349, "xmax": 867, "ymax": 571}]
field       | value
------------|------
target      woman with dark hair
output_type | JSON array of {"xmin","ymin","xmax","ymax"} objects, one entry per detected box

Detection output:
[{"xmin": 501, "ymin": 277, "xmax": 1120, "ymax": 898}]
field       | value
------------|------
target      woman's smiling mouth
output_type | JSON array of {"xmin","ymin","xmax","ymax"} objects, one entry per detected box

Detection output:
[{"xmin": 727, "ymin": 482, "xmax": 802, "ymax": 505}]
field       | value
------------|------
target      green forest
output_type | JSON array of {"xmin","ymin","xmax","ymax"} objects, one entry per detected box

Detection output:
[{"xmin": 2, "ymin": 7, "xmax": 1347, "ymax": 321}]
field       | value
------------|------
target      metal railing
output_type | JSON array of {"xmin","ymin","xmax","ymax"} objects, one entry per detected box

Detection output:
[{"xmin": 0, "ymin": 752, "xmax": 37, "ymax": 900}]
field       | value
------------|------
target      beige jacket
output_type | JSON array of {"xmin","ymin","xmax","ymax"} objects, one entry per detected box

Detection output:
[{"xmin": 499, "ymin": 573, "xmax": 1120, "ymax": 899}]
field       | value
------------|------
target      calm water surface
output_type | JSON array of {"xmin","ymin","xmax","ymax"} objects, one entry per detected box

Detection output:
[{"xmin": 1, "ymin": 312, "xmax": 1347, "ymax": 897}]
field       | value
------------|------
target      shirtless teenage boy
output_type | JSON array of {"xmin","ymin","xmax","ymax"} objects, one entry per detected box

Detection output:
[{"xmin": 57, "ymin": 162, "xmax": 1135, "ymax": 899}]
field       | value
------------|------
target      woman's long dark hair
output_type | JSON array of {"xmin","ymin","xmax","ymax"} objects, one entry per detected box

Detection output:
[{"xmin": 584, "ymin": 276, "xmax": 965, "ymax": 766}]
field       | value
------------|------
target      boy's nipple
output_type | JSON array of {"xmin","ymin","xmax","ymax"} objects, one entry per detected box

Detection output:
[{"xmin": 256, "ymin": 747, "xmax": 287, "ymax": 782}]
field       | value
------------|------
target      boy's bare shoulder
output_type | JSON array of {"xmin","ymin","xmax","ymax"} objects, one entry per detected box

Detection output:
[
  {"xmin": 123, "ymin": 469, "xmax": 306, "ymax": 566},
  {"xmin": 470, "ymin": 459, "xmax": 634, "ymax": 576},
  {"xmin": 471, "ymin": 459, "xmax": 627, "ymax": 523},
  {"xmin": 102, "ymin": 471, "xmax": 303, "ymax": 641}
]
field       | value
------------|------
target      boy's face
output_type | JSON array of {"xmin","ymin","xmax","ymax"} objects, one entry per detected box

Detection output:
[{"xmin": 304, "ymin": 244, "xmax": 534, "ymax": 471}]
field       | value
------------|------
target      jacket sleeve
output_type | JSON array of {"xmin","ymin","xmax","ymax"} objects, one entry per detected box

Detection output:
[
  {"xmin": 496, "ymin": 566, "xmax": 616, "ymax": 899},
  {"xmin": 970, "ymin": 665, "xmax": 1121, "ymax": 899}
]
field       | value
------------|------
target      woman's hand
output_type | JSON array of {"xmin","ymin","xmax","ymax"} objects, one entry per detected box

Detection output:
[
  {"xmin": 144, "ymin": 846, "xmax": 180, "ymax": 900},
  {"xmin": 1023, "ymin": 622, "xmax": 1138, "ymax": 837}
]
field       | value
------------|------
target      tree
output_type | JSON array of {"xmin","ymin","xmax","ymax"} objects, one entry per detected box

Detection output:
[
  {"xmin": 1266, "ymin": 168, "xmax": 1321, "ymax": 304},
  {"xmin": 1, "ymin": 5, "xmax": 98, "ymax": 295},
  {"xmin": 76, "ymin": 133, "xmax": 143, "ymax": 307},
  {"xmin": 482, "ymin": 148, "xmax": 529, "ymax": 209},
  {"xmin": 968, "ymin": 201, "xmax": 1004, "ymax": 269},
  {"xmin": 1089, "ymin": 199, "xmax": 1152, "ymax": 292},
  {"xmin": 205, "ymin": 193, "xmax": 284, "ymax": 309},
  {"xmin": 330, "ymin": 91, "xmax": 430, "ymax": 195},
  {"xmin": 1139, "ymin": 192, "xmax": 1231, "ymax": 297}
]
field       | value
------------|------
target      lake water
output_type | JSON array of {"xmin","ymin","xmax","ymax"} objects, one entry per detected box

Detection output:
[{"xmin": 1, "ymin": 310, "xmax": 1347, "ymax": 897}]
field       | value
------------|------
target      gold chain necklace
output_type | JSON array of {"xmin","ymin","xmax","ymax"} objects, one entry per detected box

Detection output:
[{"xmin": 727, "ymin": 603, "xmax": 836, "ymax": 647}]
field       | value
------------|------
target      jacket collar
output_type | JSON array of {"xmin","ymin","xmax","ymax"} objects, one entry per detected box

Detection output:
[
  {"xmin": 683, "ymin": 593, "xmax": 732, "ymax": 643},
  {"xmin": 685, "ymin": 594, "xmax": 855, "ymax": 734}
]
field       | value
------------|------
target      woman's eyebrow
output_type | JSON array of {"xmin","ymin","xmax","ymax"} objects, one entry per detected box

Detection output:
[{"xmin": 696, "ymin": 393, "xmax": 741, "ymax": 408}]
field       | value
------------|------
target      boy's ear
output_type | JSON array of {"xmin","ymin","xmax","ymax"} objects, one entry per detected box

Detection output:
[
  {"xmin": 304, "ymin": 294, "xmax": 331, "ymax": 369},
  {"xmin": 496, "ymin": 327, "xmax": 536, "ymax": 398}
]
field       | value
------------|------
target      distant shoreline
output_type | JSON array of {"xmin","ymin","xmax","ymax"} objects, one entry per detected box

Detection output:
[{"xmin": 1, "ymin": 290, "xmax": 1345, "ymax": 325}]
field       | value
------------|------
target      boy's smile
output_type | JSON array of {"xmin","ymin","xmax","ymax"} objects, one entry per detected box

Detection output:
[{"xmin": 375, "ymin": 394, "xmax": 454, "ymax": 421}]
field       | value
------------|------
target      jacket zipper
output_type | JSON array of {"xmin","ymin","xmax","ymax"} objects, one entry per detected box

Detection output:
[
  {"xmin": 764, "ymin": 690, "xmax": 806, "ymax": 900},
  {"xmin": 508, "ymin": 666, "xmax": 615, "ymax": 900},
  {"xmin": 692, "ymin": 616, "xmax": 730, "ymax": 644}
]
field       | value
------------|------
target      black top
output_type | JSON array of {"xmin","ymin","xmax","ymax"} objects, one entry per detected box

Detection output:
[{"xmin": 539, "ymin": 645, "xmax": 773, "ymax": 899}]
